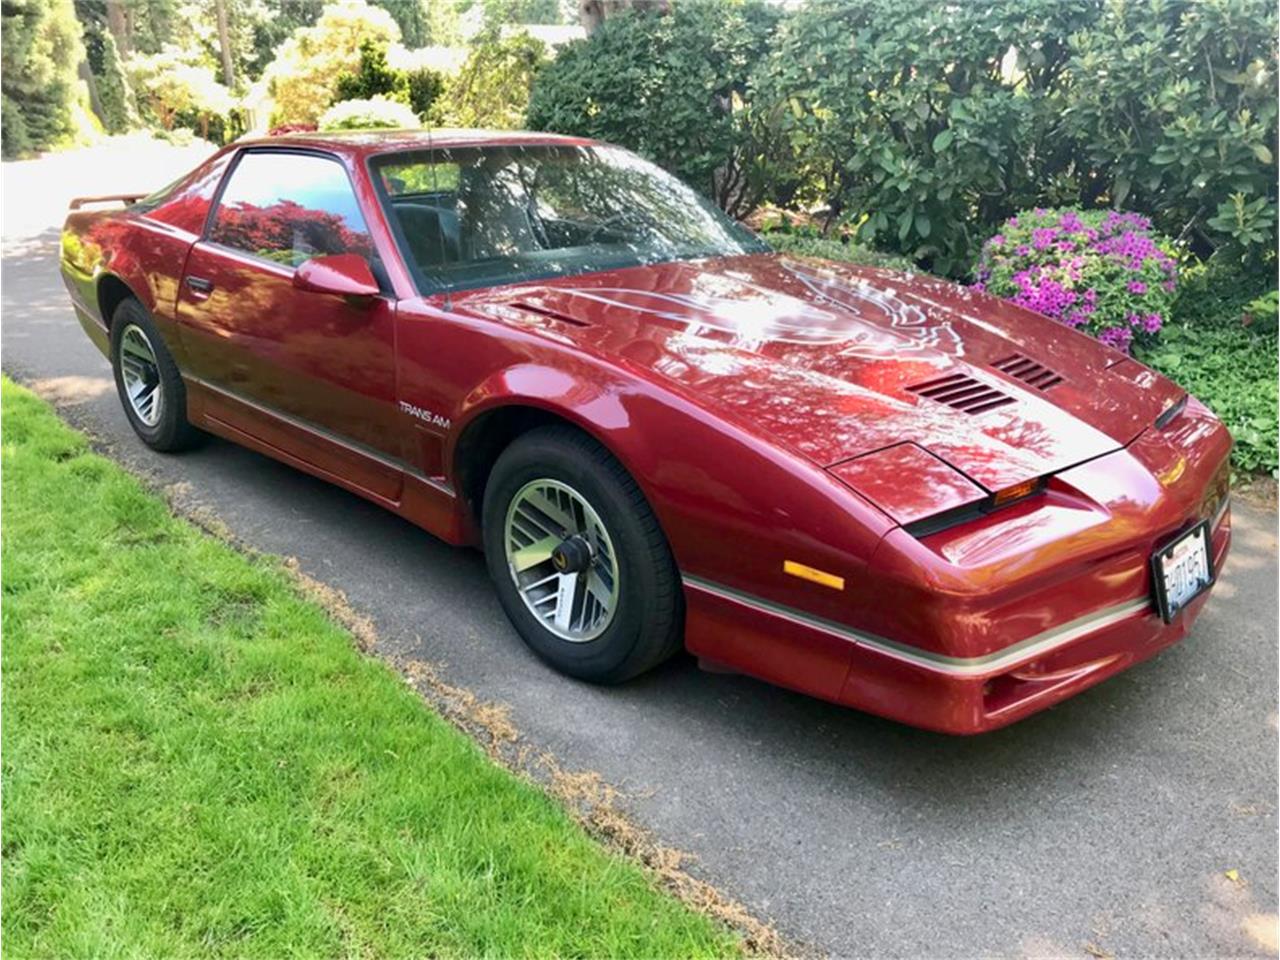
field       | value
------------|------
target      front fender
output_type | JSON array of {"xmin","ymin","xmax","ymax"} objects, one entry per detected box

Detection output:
[
  {"xmin": 451, "ymin": 362, "xmax": 648, "ymax": 481},
  {"xmin": 446, "ymin": 354, "xmax": 894, "ymax": 625}
]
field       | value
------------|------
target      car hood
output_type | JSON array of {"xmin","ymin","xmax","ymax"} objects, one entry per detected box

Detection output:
[{"xmin": 457, "ymin": 253, "xmax": 1184, "ymax": 491}]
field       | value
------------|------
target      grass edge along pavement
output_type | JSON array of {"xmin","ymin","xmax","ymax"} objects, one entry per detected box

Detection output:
[{"xmin": 0, "ymin": 376, "xmax": 770, "ymax": 958}]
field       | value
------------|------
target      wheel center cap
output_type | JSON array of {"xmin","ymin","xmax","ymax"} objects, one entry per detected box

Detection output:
[{"xmin": 551, "ymin": 536, "xmax": 592, "ymax": 573}]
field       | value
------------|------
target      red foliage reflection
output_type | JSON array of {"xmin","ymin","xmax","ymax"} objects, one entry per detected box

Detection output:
[{"xmin": 210, "ymin": 200, "xmax": 372, "ymax": 265}]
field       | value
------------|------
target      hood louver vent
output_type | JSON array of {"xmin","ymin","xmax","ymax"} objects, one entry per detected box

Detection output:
[
  {"xmin": 907, "ymin": 373, "xmax": 1016, "ymax": 415},
  {"xmin": 991, "ymin": 354, "xmax": 1064, "ymax": 390}
]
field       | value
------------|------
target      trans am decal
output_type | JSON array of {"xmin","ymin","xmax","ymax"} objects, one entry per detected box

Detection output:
[{"xmin": 399, "ymin": 401, "xmax": 451, "ymax": 430}]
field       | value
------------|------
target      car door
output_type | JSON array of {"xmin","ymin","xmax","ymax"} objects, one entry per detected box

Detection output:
[{"xmin": 175, "ymin": 148, "xmax": 403, "ymax": 502}]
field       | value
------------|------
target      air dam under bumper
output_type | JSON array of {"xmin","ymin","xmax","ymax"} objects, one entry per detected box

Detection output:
[{"xmin": 685, "ymin": 503, "xmax": 1227, "ymax": 733}]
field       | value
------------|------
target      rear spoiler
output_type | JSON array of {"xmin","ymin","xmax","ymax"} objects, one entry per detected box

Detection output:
[{"xmin": 69, "ymin": 192, "xmax": 146, "ymax": 210}]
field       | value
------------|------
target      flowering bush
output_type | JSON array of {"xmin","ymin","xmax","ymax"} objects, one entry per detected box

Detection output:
[
  {"xmin": 973, "ymin": 208, "xmax": 1178, "ymax": 353},
  {"xmin": 318, "ymin": 95, "xmax": 419, "ymax": 132}
]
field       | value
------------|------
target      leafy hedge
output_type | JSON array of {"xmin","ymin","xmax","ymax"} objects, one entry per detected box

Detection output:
[
  {"xmin": 527, "ymin": 0, "xmax": 1278, "ymax": 274},
  {"xmin": 761, "ymin": 232, "xmax": 914, "ymax": 272},
  {"xmin": 1066, "ymin": 0, "xmax": 1277, "ymax": 266},
  {"xmin": 1133, "ymin": 260, "xmax": 1277, "ymax": 475},
  {"xmin": 1138, "ymin": 323, "xmax": 1278, "ymax": 476},
  {"xmin": 526, "ymin": 0, "xmax": 783, "ymax": 218}
]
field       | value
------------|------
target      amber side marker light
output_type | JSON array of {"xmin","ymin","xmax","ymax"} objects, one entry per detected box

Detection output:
[
  {"xmin": 992, "ymin": 478, "xmax": 1044, "ymax": 507},
  {"xmin": 783, "ymin": 560, "xmax": 845, "ymax": 591},
  {"xmin": 902, "ymin": 476, "xmax": 1050, "ymax": 539}
]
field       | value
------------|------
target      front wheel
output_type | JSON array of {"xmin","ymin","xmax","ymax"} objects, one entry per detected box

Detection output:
[
  {"xmin": 109, "ymin": 298, "xmax": 201, "ymax": 452},
  {"xmin": 482, "ymin": 425, "xmax": 683, "ymax": 684}
]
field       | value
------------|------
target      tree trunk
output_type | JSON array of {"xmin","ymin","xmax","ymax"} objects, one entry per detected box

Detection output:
[
  {"xmin": 214, "ymin": 0, "xmax": 235, "ymax": 88},
  {"xmin": 78, "ymin": 58, "xmax": 107, "ymax": 125},
  {"xmin": 579, "ymin": 0, "xmax": 669, "ymax": 34},
  {"xmin": 105, "ymin": 0, "xmax": 130, "ymax": 56}
]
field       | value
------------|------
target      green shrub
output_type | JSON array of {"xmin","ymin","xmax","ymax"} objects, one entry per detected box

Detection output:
[
  {"xmin": 1065, "ymin": 0, "xmax": 1278, "ymax": 266},
  {"xmin": 1, "ymin": 94, "xmax": 32, "ymax": 157},
  {"xmin": 405, "ymin": 67, "xmax": 445, "ymax": 120},
  {"xmin": 526, "ymin": 0, "xmax": 783, "ymax": 217},
  {"xmin": 266, "ymin": 0, "xmax": 401, "ymax": 127},
  {"xmin": 335, "ymin": 39, "xmax": 410, "ymax": 105},
  {"xmin": 1137, "ymin": 323, "xmax": 1278, "ymax": 476},
  {"xmin": 762, "ymin": 231, "xmax": 915, "ymax": 272},
  {"xmin": 751, "ymin": 0, "xmax": 1100, "ymax": 274},
  {"xmin": 1172, "ymin": 256, "xmax": 1275, "ymax": 328},
  {"xmin": 433, "ymin": 29, "xmax": 545, "ymax": 130},
  {"xmin": 1, "ymin": 0, "xmax": 84, "ymax": 157},
  {"xmin": 319, "ymin": 95, "xmax": 419, "ymax": 131},
  {"xmin": 1244, "ymin": 290, "xmax": 1279, "ymax": 333},
  {"xmin": 974, "ymin": 209, "xmax": 1178, "ymax": 353},
  {"xmin": 332, "ymin": 38, "xmax": 446, "ymax": 122}
]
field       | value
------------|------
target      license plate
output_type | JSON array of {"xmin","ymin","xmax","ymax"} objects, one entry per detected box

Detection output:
[{"xmin": 1150, "ymin": 521, "xmax": 1214, "ymax": 623}]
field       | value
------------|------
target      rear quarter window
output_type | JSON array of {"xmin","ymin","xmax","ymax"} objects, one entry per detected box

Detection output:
[{"xmin": 137, "ymin": 151, "xmax": 234, "ymax": 236}]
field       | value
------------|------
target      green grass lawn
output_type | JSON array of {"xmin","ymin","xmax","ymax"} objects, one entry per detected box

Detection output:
[{"xmin": 0, "ymin": 377, "xmax": 739, "ymax": 958}]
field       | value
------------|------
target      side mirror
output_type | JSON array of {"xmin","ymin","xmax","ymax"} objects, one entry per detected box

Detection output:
[{"xmin": 293, "ymin": 253, "xmax": 380, "ymax": 299}]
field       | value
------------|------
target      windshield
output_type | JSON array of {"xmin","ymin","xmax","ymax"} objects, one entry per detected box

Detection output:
[{"xmin": 371, "ymin": 143, "xmax": 768, "ymax": 292}]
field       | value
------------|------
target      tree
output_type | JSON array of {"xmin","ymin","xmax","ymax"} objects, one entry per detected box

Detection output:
[
  {"xmin": 526, "ymin": 0, "xmax": 782, "ymax": 217},
  {"xmin": 372, "ymin": 0, "xmax": 428, "ymax": 47},
  {"xmin": 477, "ymin": 0, "xmax": 565, "ymax": 27},
  {"xmin": 1064, "ymin": 0, "xmax": 1278, "ymax": 262},
  {"xmin": 104, "ymin": 0, "xmax": 129, "ymax": 54},
  {"xmin": 265, "ymin": 0, "xmax": 401, "ymax": 126},
  {"xmin": 244, "ymin": 0, "xmax": 325, "ymax": 80},
  {"xmin": 578, "ymin": 0, "xmax": 666, "ymax": 34},
  {"xmin": 127, "ymin": 46, "xmax": 235, "ymax": 138},
  {"xmin": 336, "ymin": 39, "xmax": 410, "ymax": 104},
  {"xmin": 433, "ymin": 29, "xmax": 546, "ymax": 130},
  {"xmin": 1, "ymin": 0, "xmax": 85, "ymax": 157},
  {"xmin": 319, "ymin": 95, "xmax": 421, "ymax": 130},
  {"xmin": 96, "ymin": 28, "xmax": 140, "ymax": 133},
  {"xmin": 214, "ymin": 0, "xmax": 235, "ymax": 86},
  {"xmin": 333, "ymin": 39, "xmax": 445, "ymax": 120}
]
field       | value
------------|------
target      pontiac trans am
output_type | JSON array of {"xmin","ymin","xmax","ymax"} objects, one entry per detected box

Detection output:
[{"xmin": 59, "ymin": 130, "xmax": 1233, "ymax": 734}]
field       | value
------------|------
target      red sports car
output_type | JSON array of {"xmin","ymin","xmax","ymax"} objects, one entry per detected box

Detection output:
[{"xmin": 60, "ymin": 130, "xmax": 1232, "ymax": 733}]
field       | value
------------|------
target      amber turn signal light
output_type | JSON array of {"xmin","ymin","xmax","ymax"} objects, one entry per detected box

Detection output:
[
  {"xmin": 783, "ymin": 560, "xmax": 845, "ymax": 591},
  {"xmin": 992, "ymin": 478, "xmax": 1045, "ymax": 507}
]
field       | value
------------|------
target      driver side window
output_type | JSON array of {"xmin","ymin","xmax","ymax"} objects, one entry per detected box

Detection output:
[{"xmin": 209, "ymin": 151, "xmax": 373, "ymax": 268}]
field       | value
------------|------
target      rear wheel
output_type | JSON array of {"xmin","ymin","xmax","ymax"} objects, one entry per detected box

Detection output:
[
  {"xmin": 110, "ymin": 298, "xmax": 201, "ymax": 452},
  {"xmin": 482, "ymin": 425, "xmax": 683, "ymax": 684}
]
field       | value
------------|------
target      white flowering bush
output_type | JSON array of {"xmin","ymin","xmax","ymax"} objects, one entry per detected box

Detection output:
[{"xmin": 318, "ymin": 95, "xmax": 418, "ymax": 132}]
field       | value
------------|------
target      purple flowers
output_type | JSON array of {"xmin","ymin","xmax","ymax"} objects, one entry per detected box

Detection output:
[
  {"xmin": 1031, "ymin": 227, "xmax": 1059, "ymax": 250},
  {"xmin": 1099, "ymin": 326, "xmax": 1134, "ymax": 351},
  {"xmin": 972, "ymin": 207, "xmax": 1178, "ymax": 353}
]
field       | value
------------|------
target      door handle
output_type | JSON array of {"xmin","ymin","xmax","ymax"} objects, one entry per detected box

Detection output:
[{"xmin": 185, "ymin": 276, "xmax": 213, "ymax": 295}]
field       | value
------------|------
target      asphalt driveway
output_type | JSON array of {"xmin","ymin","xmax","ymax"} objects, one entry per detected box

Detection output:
[{"xmin": 4, "ymin": 143, "xmax": 1277, "ymax": 958}]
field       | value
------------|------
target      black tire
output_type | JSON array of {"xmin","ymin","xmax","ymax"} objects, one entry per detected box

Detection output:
[
  {"xmin": 109, "ymin": 298, "xmax": 201, "ymax": 452},
  {"xmin": 482, "ymin": 425, "xmax": 683, "ymax": 684}
]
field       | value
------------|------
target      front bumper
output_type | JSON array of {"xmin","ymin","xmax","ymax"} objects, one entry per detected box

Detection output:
[
  {"xmin": 682, "ymin": 398, "xmax": 1235, "ymax": 734},
  {"xmin": 684, "ymin": 497, "xmax": 1229, "ymax": 733}
]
